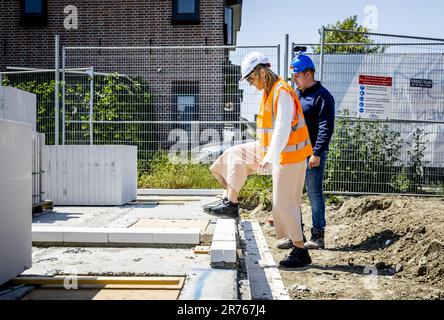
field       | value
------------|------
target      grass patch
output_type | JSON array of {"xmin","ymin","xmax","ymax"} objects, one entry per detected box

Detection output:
[{"xmin": 138, "ymin": 153, "xmax": 220, "ymax": 189}]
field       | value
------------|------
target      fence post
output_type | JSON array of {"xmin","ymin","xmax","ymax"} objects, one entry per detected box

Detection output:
[
  {"xmin": 89, "ymin": 66, "xmax": 94, "ymax": 145},
  {"xmin": 284, "ymin": 34, "xmax": 289, "ymax": 82},
  {"xmin": 0, "ymin": 74, "xmax": 4, "ymax": 119},
  {"xmin": 55, "ymin": 34, "xmax": 60, "ymax": 145},
  {"xmin": 62, "ymin": 46, "xmax": 66, "ymax": 145},
  {"xmin": 277, "ymin": 44, "xmax": 281, "ymax": 77},
  {"xmin": 319, "ymin": 26, "xmax": 325, "ymax": 83}
]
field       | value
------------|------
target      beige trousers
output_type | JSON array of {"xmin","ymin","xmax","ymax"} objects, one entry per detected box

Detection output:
[{"xmin": 210, "ymin": 141, "xmax": 307, "ymax": 242}]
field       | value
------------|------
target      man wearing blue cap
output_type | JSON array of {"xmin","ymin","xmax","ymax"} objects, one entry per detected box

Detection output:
[{"xmin": 277, "ymin": 52, "xmax": 335, "ymax": 250}]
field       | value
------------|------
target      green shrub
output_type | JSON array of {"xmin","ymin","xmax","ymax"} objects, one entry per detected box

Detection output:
[{"xmin": 239, "ymin": 175, "xmax": 272, "ymax": 210}]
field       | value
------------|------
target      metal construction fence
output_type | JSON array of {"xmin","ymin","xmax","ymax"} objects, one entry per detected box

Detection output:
[
  {"xmin": 61, "ymin": 45, "xmax": 279, "ymax": 169},
  {"xmin": 292, "ymin": 29, "xmax": 444, "ymax": 195},
  {"xmin": 1, "ymin": 30, "xmax": 443, "ymax": 196}
]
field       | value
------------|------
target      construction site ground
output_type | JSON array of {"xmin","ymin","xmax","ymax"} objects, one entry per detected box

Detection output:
[
  {"xmin": 2, "ymin": 191, "xmax": 443, "ymax": 300},
  {"xmin": 244, "ymin": 195, "xmax": 444, "ymax": 300},
  {"xmin": 3, "ymin": 191, "xmax": 239, "ymax": 300}
]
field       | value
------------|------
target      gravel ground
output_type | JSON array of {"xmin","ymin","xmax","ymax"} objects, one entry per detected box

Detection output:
[{"xmin": 242, "ymin": 195, "xmax": 444, "ymax": 300}]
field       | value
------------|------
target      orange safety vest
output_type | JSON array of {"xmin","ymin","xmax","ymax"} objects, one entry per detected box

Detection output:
[{"xmin": 256, "ymin": 78, "xmax": 313, "ymax": 165}]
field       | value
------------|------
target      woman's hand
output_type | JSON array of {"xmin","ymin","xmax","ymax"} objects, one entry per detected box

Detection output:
[
  {"xmin": 258, "ymin": 161, "xmax": 272, "ymax": 174},
  {"xmin": 308, "ymin": 155, "xmax": 321, "ymax": 169}
]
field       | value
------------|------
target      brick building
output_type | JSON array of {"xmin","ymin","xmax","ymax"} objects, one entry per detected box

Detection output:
[{"xmin": 0, "ymin": 0, "xmax": 244, "ymax": 148}]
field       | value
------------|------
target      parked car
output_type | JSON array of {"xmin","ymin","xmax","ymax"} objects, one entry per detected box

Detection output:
[{"xmin": 191, "ymin": 139, "xmax": 255, "ymax": 164}]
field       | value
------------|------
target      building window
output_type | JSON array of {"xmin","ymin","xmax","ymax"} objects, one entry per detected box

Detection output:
[
  {"xmin": 21, "ymin": 0, "xmax": 48, "ymax": 27},
  {"xmin": 224, "ymin": 6, "xmax": 233, "ymax": 45},
  {"xmin": 173, "ymin": 81, "xmax": 199, "ymax": 133},
  {"xmin": 172, "ymin": 0, "xmax": 200, "ymax": 25}
]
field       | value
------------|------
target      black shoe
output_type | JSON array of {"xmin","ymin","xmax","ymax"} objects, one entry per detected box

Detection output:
[
  {"xmin": 304, "ymin": 227, "xmax": 325, "ymax": 250},
  {"xmin": 202, "ymin": 197, "xmax": 227, "ymax": 213},
  {"xmin": 206, "ymin": 199, "xmax": 239, "ymax": 219},
  {"xmin": 279, "ymin": 247, "xmax": 312, "ymax": 268}
]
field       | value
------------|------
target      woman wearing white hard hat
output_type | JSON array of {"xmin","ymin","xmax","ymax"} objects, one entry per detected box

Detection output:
[{"xmin": 205, "ymin": 51, "xmax": 314, "ymax": 268}]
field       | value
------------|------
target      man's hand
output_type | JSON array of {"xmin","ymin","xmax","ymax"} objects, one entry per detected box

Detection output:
[
  {"xmin": 258, "ymin": 161, "xmax": 272, "ymax": 174},
  {"xmin": 308, "ymin": 155, "xmax": 321, "ymax": 169}
]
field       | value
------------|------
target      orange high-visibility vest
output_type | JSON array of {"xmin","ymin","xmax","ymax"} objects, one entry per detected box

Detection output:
[{"xmin": 256, "ymin": 78, "xmax": 313, "ymax": 165}]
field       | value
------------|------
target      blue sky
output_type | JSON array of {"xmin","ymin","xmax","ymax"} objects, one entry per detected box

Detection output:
[{"xmin": 237, "ymin": 0, "xmax": 444, "ymax": 46}]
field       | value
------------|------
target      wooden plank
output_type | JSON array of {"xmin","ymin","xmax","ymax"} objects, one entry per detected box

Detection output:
[
  {"xmin": 128, "ymin": 200, "xmax": 186, "ymax": 205},
  {"xmin": 13, "ymin": 276, "xmax": 185, "ymax": 287},
  {"xmin": 21, "ymin": 288, "xmax": 181, "ymax": 300},
  {"xmin": 40, "ymin": 284, "xmax": 183, "ymax": 290},
  {"xmin": 137, "ymin": 196, "xmax": 202, "ymax": 201},
  {"xmin": 193, "ymin": 246, "xmax": 211, "ymax": 254}
]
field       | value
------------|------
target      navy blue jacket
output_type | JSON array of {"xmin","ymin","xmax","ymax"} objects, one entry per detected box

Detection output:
[{"xmin": 298, "ymin": 82, "xmax": 335, "ymax": 157}]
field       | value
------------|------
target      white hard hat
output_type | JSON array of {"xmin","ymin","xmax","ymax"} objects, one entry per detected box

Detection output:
[{"xmin": 240, "ymin": 51, "xmax": 270, "ymax": 81}]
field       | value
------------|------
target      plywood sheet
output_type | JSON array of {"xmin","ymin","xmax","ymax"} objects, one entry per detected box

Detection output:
[{"xmin": 129, "ymin": 219, "xmax": 208, "ymax": 231}]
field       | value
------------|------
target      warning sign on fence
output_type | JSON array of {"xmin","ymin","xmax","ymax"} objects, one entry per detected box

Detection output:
[{"xmin": 358, "ymin": 75, "xmax": 392, "ymax": 119}]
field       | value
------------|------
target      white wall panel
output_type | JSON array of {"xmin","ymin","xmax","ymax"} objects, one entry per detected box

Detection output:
[
  {"xmin": 0, "ymin": 120, "xmax": 32, "ymax": 285},
  {"xmin": 43, "ymin": 145, "xmax": 137, "ymax": 205},
  {"xmin": 0, "ymin": 86, "xmax": 36, "ymax": 131}
]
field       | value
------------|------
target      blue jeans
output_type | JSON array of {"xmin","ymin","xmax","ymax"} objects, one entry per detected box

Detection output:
[{"xmin": 305, "ymin": 151, "xmax": 327, "ymax": 231}]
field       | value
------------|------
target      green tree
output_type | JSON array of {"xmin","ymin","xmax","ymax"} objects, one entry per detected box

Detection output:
[
  {"xmin": 3, "ymin": 73, "xmax": 155, "ymax": 170},
  {"xmin": 315, "ymin": 15, "xmax": 386, "ymax": 54}
]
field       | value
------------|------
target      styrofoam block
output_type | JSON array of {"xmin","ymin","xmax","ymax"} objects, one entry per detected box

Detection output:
[
  {"xmin": 153, "ymin": 228, "xmax": 200, "ymax": 244},
  {"xmin": 210, "ymin": 241, "xmax": 237, "ymax": 263}
]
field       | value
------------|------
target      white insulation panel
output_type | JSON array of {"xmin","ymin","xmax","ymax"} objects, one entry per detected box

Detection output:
[
  {"xmin": 0, "ymin": 120, "xmax": 32, "ymax": 286},
  {"xmin": 0, "ymin": 86, "xmax": 36, "ymax": 131},
  {"xmin": 44, "ymin": 145, "xmax": 137, "ymax": 205}
]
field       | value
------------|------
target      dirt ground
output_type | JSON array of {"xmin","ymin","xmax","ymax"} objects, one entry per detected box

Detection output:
[{"xmin": 241, "ymin": 195, "xmax": 444, "ymax": 300}]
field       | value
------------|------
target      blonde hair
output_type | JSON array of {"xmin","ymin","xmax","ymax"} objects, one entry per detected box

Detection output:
[{"xmin": 254, "ymin": 64, "xmax": 279, "ymax": 96}]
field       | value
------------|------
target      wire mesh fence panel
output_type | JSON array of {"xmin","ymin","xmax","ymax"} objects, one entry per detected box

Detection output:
[
  {"xmin": 63, "ymin": 46, "xmax": 279, "ymax": 171},
  {"xmin": 292, "ymin": 29, "xmax": 444, "ymax": 195},
  {"xmin": 1, "ymin": 71, "xmax": 57, "ymax": 145}
]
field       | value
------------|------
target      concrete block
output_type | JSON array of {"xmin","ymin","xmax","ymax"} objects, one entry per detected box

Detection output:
[
  {"xmin": 210, "ymin": 219, "xmax": 238, "ymax": 268},
  {"xmin": 212, "ymin": 219, "xmax": 236, "ymax": 241},
  {"xmin": 32, "ymin": 229, "xmax": 64, "ymax": 242},
  {"xmin": 210, "ymin": 240, "xmax": 237, "ymax": 264},
  {"xmin": 63, "ymin": 229, "xmax": 109, "ymax": 243},
  {"xmin": 32, "ymin": 227, "xmax": 109, "ymax": 243},
  {"xmin": 108, "ymin": 229, "xmax": 155, "ymax": 244},
  {"xmin": 153, "ymin": 228, "xmax": 200, "ymax": 245}
]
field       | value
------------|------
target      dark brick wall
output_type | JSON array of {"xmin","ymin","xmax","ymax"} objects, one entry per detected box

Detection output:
[
  {"xmin": 0, "ymin": 0, "xmax": 225, "ymax": 69},
  {"xmin": 0, "ymin": 1, "xmax": 238, "ymax": 147}
]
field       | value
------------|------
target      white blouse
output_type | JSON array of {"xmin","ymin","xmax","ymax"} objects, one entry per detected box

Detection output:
[{"xmin": 261, "ymin": 89, "xmax": 294, "ymax": 165}]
